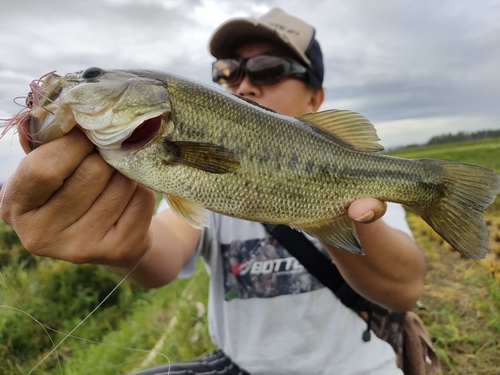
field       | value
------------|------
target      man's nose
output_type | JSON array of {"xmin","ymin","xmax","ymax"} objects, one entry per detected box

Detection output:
[{"xmin": 234, "ymin": 75, "xmax": 261, "ymax": 97}]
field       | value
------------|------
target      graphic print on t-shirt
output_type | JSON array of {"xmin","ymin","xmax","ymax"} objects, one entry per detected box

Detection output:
[{"xmin": 221, "ymin": 232, "xmax": 325, "ymax": 300}]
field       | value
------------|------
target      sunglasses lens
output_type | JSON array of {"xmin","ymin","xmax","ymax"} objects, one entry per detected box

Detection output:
[
  {"xmin": 246, "ymin": 55, "xmax": 287, "ymax": 84},
  {"xmin": 213, "ymin": 55, "xmax": 310, "ymax": 87},
  {"xmin": 212, "ymin": 59, "xmax": 241, "ymax": 85}
]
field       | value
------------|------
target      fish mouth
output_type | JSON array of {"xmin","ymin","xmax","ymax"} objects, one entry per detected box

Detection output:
[
  {"xmin": 14, "ymin": 69, "xmax": 169, "ymax": 151},
  {"xmin": 120, "ymin": 115, "xmax": 162, "ymax": 151}
]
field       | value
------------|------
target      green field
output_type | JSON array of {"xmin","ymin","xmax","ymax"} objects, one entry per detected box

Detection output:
[
  {"xmin": 387, "ymin": 137, "xmax": 500, "ymax": 213},
  {"xmin": 1, "ymin": 137, "xmax": 500, "ymax": 374},
  {"xmin": 387, "ymin": 137, "xmax": 500, "ymax": 172}
]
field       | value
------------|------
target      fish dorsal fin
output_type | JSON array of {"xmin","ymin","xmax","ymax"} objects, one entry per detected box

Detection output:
[
  {"xmin": 163, "ymin": 194, "xmax": 209, "ymax": 229},
  {"xmin": 298, "ymin": 109, "xmax": 384, "ymax": 152}
]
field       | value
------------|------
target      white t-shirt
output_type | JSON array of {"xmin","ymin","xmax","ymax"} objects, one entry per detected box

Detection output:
[{"xmin": 157, "ymin": 201, "xmax": 410, "ymax": 375}]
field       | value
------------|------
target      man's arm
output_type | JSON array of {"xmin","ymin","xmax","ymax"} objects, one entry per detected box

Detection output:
[
  {"xmin": 0, "ymin": 129, "xmax": 199, "ymax": 288},
  {"xmin": 119, "ymin": 210, "xmax": 201, "ymax": 288},
  {"xmin": 323, "ymin": 198, "xmax": 426, "ymax": 313}
]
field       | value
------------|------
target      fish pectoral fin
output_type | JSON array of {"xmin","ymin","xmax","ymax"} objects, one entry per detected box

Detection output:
[
  {"xmin": 297, "ymin": 216, "xmax": 364, "ymax": 255},
  {"xmin": 298, "ymin": 110, "xmax": 384, "ymax": 152},
  {"xmin": 163, "ymin": 140, "xmax": 240, "ymax": 174},
  {"xmin": 163, "ymin": 194, "xmax": 209, "ymax": 229}
]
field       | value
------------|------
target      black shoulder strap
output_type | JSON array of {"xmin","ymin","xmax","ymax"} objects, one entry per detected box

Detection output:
[
  {"xmin": 262, "ymin": 224, "xmax": 391, "ymax": 315},
  {"xmin": 262, "ymin": 223, "xmax": 406, "ymax": 343}
]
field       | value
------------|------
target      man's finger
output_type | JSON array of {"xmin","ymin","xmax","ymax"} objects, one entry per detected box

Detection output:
[
  {"xmin": 349, "ymin": 198, "xmax": 387, "ymax": 224},
  {"xmin": 5, "ymin": 129, "xmax": 95, "ymax": 214}
]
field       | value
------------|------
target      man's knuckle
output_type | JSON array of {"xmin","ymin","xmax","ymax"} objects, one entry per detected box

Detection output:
[
  {"xmin": 23, "ymin": 159, "xmax": 63, "ymax": 186},
  {"xmin": 0, "ymin": 204, "xmax": 11, "ymax": 224},
  {"xmin": 23, "ymin": 236, "xmax": 48, "ymax": 257},
  {"xmin": 76, "ymin": 155, "xmax": 113, "ymax": 184}
]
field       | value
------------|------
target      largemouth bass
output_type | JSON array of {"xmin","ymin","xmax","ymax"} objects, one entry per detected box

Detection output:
[{"xmin": 8, "ymin": 67, "xmax": 500, "ymax": 259}]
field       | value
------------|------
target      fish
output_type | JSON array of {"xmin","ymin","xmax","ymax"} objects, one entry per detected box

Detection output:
[{"xmin": 5, "ymin": 67, "xmax": 500, "ymax": 259}]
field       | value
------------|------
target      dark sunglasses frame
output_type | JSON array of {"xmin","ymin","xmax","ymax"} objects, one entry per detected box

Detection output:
[{"xmin": 212, "ymin": 54, "xmax": 320, "ymax": 88}]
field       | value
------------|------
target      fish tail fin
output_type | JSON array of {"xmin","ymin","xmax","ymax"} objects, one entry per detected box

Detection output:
[{"xmin": 417, "ymin": 159, "xmax": 500, "ymax": 259}]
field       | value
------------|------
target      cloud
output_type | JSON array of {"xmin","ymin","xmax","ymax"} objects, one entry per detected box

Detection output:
[
  {"xmin": 316, "ymin": 0, "xmax": 500, "ymax": 122},
  {"xmin": 0, "ymin": 0, "xmax": 499, "ymax": 182},
  {"xmin": 375, "ymin": 116, "xmax": 497, "ymax": 149}
]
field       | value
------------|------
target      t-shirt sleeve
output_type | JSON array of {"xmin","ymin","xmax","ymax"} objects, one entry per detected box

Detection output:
[{"xmin": 381, "ymin": 202, "xmax": 414, "ymax": 238}]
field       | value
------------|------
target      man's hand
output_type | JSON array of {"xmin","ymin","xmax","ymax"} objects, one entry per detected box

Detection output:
[
  {"xmin": 0, "ymin": 128, "xmax": 156, "ymax": 269},
  {"xmin": 323, "ymin": 198, "xmax": 425, "ymax": 312}
]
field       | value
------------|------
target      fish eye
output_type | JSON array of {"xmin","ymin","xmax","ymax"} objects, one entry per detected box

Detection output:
[{"xmin": 82, "ymin": 67, "xmax": 103, "ymax": 79}]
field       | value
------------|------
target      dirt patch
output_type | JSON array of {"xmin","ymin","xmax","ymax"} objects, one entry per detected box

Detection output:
[{"xmin": 416, "ymin": 243, "xmax": 500, "ymax": 374}]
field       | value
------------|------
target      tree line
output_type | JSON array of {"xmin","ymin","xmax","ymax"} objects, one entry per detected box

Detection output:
[{"xmin": 427, "ymin": 129, "xmax": 500, "ymax": 145}]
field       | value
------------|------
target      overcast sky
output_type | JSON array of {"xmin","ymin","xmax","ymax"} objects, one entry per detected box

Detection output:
[{"xmin": 1, "ymin": 0, "xmax": 499, "ymax": 183}]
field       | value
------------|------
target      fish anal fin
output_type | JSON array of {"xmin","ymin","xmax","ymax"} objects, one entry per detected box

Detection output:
[
  {"xmin": 163, "ymin": 139, "xmax": 240, "ymax": 174},
  {"xmin": 297, "ymin": 216, "xmax": 364, "ymax": 255},
  {"xmin": 163, "ymin": 194, "xmax": 209, "ymax": 229},
  {"xmin": 298, "ymin": 109, "xmax": 383, "ymax": 152}
]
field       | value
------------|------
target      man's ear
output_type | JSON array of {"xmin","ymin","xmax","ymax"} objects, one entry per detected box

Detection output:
[{"xmin": 308, "ymin": 88, "xmax": 325, "ymax": 112}]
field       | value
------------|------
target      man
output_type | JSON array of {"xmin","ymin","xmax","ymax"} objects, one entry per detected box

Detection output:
[{"xmin": 0, "ymin": 8, "xmax": 425, "ymax": 375}]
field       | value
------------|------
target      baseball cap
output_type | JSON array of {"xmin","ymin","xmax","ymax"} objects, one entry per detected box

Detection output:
[{"xmin": 208, "ymin": 8, "xmax": 324, "ymax": 86}]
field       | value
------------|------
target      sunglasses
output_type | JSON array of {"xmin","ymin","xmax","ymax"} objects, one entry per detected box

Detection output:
[{"xmin": 212, "ymin": 54, "xmax": 318, "ymax": 87}]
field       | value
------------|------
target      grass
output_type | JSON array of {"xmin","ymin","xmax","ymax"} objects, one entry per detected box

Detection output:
[
  {"xmin": 387, "ymin": 138, "xmax": 500, "ymax": 373},
  {"xmin": 1, "ymin": 137, "xmax": 500, "ymax": 374},
  {"xmin": 0, "ymin": 254, "xmax": 213, "ymax": 375},
  {"xmin": 0, "ymin": 223, "xmax": 214, "ymax": 375},
  {"xmin": 386, "ymin": 136, "xmax": 500, "ymax": 215},
  {"xmin": 406, "ymin": 213, "xmax": 500, "ymax": 374}
]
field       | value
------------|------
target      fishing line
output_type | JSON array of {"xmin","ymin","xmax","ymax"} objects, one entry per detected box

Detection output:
[
  {"xmin": 0, "ymin": 273, "xmax": 64, "ymax": 375},
  {"xmin": 0, "ymin": 131, "xmax": 17, "ymax": 208},
  {"xmin": 0, "ymin": 126, "xmax": 65, "ymax": 374},
  {"xmin": 0, "ymin": 225, "xmax": 172, "ymax": 372},
  {"xmin": 0, "ymin": 303, "xmax": 171, "ymax": 365},
  {"xmin": 0, "ymin": 303, "xmax": 171, "ymax": 374},
  {"xmin": 25, "ymin": 248, "xmax": 169, "ymax": 375},
  {"xmin": 0, "ymin": 92, "xmax": 172, "ymax": 374},
  {"xmin": 0, "ymin": 95, "xmax": 24, "ymax": 107},
  {"xmin": 0, "ymin": 136, "xmax": 170, "ymax": 373}
]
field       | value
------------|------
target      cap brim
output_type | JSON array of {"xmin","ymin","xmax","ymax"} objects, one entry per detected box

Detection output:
[{"xmin": 208, "ymin": 18, "xmax": 311, "ymax": 67}]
